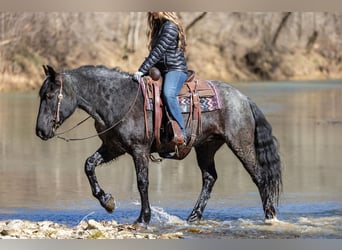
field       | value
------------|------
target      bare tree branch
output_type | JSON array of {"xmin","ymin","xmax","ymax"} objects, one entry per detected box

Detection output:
[
  {"xmin": 306, "ymin": 30, "xmax": 318, "ymax": 53},
  {"xmin": 185, "ymin": 12, "xmax": 207, "ymax": 33},
  {"xmin": 272, "ymin": 12, "xmax": 292, "ymax": 46}
]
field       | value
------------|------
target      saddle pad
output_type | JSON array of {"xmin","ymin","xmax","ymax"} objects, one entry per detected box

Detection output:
[{"xmin": 145, "ymin": 80, "xmax": 222, "ymax": 113}]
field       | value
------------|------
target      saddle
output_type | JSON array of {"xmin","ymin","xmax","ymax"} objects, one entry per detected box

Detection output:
[{"xmin": 141, "ymin": 67, "xmax": 216, "ymax": 160}]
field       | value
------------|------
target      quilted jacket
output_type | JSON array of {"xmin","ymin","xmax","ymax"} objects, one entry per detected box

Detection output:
[{"xmin": 138, "ymin": 20, "xmax": 187, "ymax": 75}]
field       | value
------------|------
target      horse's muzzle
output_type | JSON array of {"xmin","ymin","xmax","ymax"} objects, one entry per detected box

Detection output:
[{"xmin": 36, "ymin": 126, "xmax": 55, "ymax": 140}]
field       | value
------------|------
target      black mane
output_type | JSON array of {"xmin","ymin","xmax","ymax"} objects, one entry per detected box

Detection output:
[{"xmin": 65, "ymin": 65, "xmax": 132, "ymax": 78}]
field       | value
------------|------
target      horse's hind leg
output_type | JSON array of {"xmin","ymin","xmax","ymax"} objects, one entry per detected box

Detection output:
[
  {"xmin": 187, "ymin": 141, "xmax": 223, "ymax": 223},
  {"xmin": 228, "ymin": 129, "xmax": 280, "ymax": 222},
  {"xmin": 85, "ymin": 145, "xmax": 121, "ymax": 213}
]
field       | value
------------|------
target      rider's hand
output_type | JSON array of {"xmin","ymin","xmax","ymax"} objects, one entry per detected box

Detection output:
[{"xmin": 133, "ymin": 71, "xmax": 143, "ymax": 82}]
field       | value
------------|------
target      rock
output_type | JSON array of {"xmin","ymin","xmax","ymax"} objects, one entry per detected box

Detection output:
[
  {"xmin": 159, "ymin": 232, "xmax": 183, "ymax": 239},
  {"xmin": 77, "ymin": 220, "xmax": 88, "ymax": 230},
  {"xmin": 147, "ymin": 233, "xmax": 157, "ymax": 239},
  {"xmin": 37, "ymin": 221, "xmax": 54, "ymax": 231},
  {"xmin": 55, "ymin": 229, "xmax": 73, "ymax": 239},
  {"xmin": 1, "ymin": 220, "xmax": 25, "ymax": 236},
  {"xmin": 87, "ymin": 219, "xmax": 105, "ymax": 230}
]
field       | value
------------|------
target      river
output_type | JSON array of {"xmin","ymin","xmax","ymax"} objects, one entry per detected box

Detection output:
[{"xmin": 0, "ymin": 80, "xmax": 341, "ymax": 238}]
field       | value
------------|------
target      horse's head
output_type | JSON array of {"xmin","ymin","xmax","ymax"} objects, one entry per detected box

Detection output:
[{"xmin": 36, "ymin": 65, "xmax": 77, "ymax": 140}]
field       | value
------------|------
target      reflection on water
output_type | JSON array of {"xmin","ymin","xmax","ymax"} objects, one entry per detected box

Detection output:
[{"xmin": 0, "ymin": 80, "xmax": 341, "ymax": 238}]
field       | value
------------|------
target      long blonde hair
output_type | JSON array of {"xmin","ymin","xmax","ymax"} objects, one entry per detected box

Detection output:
[{"xmin": 147, "ymin": 12, "xmax": 187, "ymax": 52}]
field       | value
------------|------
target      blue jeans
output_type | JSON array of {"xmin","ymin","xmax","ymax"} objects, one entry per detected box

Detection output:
[{"xmin": 163, "ymin": 70, "xmax": 187, "ymax": 138}]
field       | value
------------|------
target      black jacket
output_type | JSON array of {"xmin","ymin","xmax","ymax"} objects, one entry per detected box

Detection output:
[{"xmin": 138, "ymin": 20, "xmax": 187, "ymax": 75}]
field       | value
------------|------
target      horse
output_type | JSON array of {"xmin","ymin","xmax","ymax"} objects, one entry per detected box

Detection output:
[{"xmin": 35, "ymin": 64, "xmax": 282, "ymax": 226}]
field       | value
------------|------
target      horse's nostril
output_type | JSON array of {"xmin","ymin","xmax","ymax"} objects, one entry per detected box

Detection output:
[
  {"xmin": 36, "ymin": 129, "xmax": 43, "ymax": 138},
  {"xmin": 36, "ymin": 128, "xmax": 48, "ymax": 140}
]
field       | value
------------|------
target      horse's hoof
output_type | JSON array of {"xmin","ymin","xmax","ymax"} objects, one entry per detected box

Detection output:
[
  {"xmin": 264, "ymin": 217, "xmax": 280, "ymax": 225},
  {"xmin": 187, "ymin": 211, "xmax": 201, "ymax": 224},
  {"xmin": 102, "ymin": 194, "xmax": 115, "ymax": 213},
  {"xmin": 133, "ymin": 221, "xmax": 148, "ymax": 230}
]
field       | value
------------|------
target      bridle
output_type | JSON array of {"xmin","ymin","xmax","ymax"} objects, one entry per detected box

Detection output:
[
  {"xmin": 52, "ymin": 74, "xmax": 64, "ymax": 132},
  {"xmin": 56, "ymin": 75, "xmax": 64, "ymax": 124},
  {"xmin": 51, "ymin": 74, "xmax": 141, "ymax": 142}
]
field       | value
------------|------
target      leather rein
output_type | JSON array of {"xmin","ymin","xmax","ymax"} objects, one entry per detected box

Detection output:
[{"xmin": 53, "ymin": 74, "xmax": 141, "ymax": 142}]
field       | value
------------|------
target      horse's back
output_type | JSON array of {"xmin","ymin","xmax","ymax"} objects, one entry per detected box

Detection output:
[
  {"xmin": 214, "ymin": 81, "xmax": 252, "ymax": 115},
  {"xmin": 207, "ymin": 81, "xmax": 255, "ymax": 136}
]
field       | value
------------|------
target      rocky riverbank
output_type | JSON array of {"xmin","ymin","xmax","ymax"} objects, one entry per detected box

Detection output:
[{"xmin": 0, "ymin": 219, "xmax": 183, "ymax": 239}]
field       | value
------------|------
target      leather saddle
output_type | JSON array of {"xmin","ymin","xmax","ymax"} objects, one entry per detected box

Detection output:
[{"xmin": 141, "ymin": 67, "xmax": 215, "ymax": 159}]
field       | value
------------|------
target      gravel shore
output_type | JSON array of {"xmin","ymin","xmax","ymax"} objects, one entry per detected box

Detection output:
[{"xmin": 0, "ymin": 219, "xmax": 183, "ymax": 239}]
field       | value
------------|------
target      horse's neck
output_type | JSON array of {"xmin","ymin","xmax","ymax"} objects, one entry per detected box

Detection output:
[
  {"xmin": 73, "ymin": 72, "xmax": 137, "ymax": 127},
  {"xmin": 77, "ymin": 92, "xmax": 107, "ymax": 127}
]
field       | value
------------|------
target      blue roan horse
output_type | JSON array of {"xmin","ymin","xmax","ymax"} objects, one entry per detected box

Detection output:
[{"xmin": 36, "ymin": 65, "xmax": 282, "ymax": 226}]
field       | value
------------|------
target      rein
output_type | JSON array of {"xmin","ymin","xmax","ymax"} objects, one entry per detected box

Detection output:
[{"xmin": 54, "ymin": 75, "xmax": 141, "ymax": 142}]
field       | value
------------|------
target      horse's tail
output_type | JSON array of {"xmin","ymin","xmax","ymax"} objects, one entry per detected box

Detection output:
[{"xmin": 248, "ymin": 98, "xmax": 282, "ymax": 208}]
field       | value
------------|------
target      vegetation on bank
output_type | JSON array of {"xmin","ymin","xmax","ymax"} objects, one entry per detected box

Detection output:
[{"xmin": 1, "ymin": 12, "xmax": 342, "ymax": 92}]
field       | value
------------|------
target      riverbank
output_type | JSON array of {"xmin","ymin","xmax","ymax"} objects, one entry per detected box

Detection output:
[
  {"xmin": 0, "ymin": 219, "xmax": 183, "ymax": 239},
  {"xmin": 1, "ymin": 13, "xmax": 342, "ymax": 92}
]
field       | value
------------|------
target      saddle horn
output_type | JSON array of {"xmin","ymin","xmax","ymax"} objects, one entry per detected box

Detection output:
[{"xmin": 149, "ymin": 67, "xmax": 161, "ymax": 81}]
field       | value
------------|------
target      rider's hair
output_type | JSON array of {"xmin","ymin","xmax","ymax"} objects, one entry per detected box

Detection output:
[{"xmin": 146, "ymin": 12, "xmax": 187, "ymax": 52}]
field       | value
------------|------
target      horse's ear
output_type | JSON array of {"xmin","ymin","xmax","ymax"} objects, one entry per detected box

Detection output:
[
  {"xmin": 42, "ymin": 65, "xmax": 48, "ymax": 76},
  {"xmin": 43, "ymin": 65, "xmax": 57, "ymax": 78}
]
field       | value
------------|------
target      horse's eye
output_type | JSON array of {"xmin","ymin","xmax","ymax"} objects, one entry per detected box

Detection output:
[{"xmin": 46, "ymin": 93, "xmax": 55, "ymax": 99}]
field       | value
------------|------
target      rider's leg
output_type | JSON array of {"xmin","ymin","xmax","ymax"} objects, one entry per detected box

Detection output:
[{"xmin": 163, "ymin": 70, "xmax": 188, "ymax": 141}]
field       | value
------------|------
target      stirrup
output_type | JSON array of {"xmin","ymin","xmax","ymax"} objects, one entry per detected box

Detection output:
[
  {"xmin": 172, "ymin": 134, "xmax": 185, "ymax": 145},
  {"xmin": 173, "ymin": 133, "xmax": 188, "ymax": 145},
  {"xmin": 158, "ymin": 152, "xmax": 175, "ymax": 159}
]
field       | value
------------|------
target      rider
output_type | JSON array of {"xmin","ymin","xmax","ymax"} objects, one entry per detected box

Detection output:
[{"xmin": 133, "ymin": 12, "xmax": 188, "ymax": 145}]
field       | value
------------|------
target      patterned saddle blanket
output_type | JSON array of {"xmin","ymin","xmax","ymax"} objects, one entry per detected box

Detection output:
[{"xmin": 144, "ymin": 79, "xmax": 222, "ymax": 113}]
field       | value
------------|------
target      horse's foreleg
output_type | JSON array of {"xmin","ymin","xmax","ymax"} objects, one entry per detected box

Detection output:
[
  {"xmin": 132, "ymin": 150, "xmax": 151, "ymax": 226},
  {"xmin": 187, "ymin": 143, "xmax": 221, "ymax": 223},
  {"xmin": 84, "ymin": 146, "xmax": 117, "ymax": 213}
]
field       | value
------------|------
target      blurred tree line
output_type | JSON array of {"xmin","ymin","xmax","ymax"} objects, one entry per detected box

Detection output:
[{"xmin": 1, "ymin": 12, "xmax": 342, "ymax": 91}]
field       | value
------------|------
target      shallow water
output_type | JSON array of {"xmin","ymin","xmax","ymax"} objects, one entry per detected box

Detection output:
[{"xmin": 0, "ymin": 80, "xmax": 341, "ymax": 238}]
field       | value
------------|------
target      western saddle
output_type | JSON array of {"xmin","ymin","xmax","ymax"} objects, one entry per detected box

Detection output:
[{"xmin": 141, "ymin": 67, "xmax": 215, "ymax": 160}]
